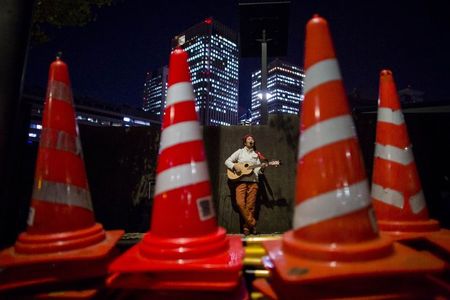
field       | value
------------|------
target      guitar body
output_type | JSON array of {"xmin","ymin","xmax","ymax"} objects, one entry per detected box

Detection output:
[{"xmin": 227, "ymin": 163, "xmax": 255, "ymax": 181}]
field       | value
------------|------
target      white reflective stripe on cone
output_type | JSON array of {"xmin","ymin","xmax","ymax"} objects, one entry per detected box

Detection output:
[
  {"xmin": 40, "ymin": 128, "xmax": 82, "ymax": 156},
  {"xmin": 374, "ymin": 143, "xmax": 414, "ymax": 166},
  {"xmin": 303, "ymin": 58, "xmax": 342, "ymax": 95},
  {"xmin": 410, "ymin": 190, "xmax": 426, "ymax": 214},
  {"xmin": 154, "ymin": 160, "xmax": 209, "ymax": 197},
  {"xmin": 33, "ymin": 179, "xmax": 93, "ymax": 211},
  {"xmin": 166, "ymin": 82, "xmax": 195, "ymax": 107},
  {"xmin": 371, "ymin": 183, "xmax": 404, "ymax": 209},
  {"xmin": 46, "ymin": 80, "xmax": 73, "ymax": 104},
  {"xmin": 159, "ymin": 120, "xmax": 202, "ymax": 153},
  {"xmin": 293, "ymin": 180, "xmax": 371, "ymax": 229},
  {"xmin": 377, "ymin": 107, "xmax": 405, "ymax": 125},
  {"xmin": 298, "ymin": 115, "xmax": 356, "ymax": 160}
]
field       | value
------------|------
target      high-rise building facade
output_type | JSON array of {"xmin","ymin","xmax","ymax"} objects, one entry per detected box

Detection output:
[
  {"xmin": 172, "ymin": 18, "xmax": 239, "ymax": 125},
  {"xmin": 251, "ymin": 59, "xmax": 305, "ymax": 124},
  {"xmin": 142, "ymin": 66, "xmax": 168, "ymax": 119}
]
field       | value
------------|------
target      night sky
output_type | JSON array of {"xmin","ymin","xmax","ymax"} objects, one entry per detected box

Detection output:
[{"xmin": 24, "ymin": 0, "xmax": 450, "ymax": 115}]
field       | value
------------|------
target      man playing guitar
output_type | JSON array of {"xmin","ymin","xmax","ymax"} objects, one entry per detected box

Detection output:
[{"xmin": 224, "ymin": 134, "xmax": 268, "ymax": 236}]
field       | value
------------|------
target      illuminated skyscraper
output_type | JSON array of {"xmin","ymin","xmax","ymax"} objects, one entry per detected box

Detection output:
[
  {"xmin": 172, "ymin": 18, "xmax": 239, "ymax": 125},
  {"xmin": 142, "ymin": 66, "xmax": 168, "ymax": 119},
  {"xmin": 251, "ymin": 59, "xmax": 304, "ymax": 124}
]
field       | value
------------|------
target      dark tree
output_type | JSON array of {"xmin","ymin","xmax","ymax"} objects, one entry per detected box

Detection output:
[{"xmin": 31, "ymin": 0, "xmax": 116, "ymax": 44}]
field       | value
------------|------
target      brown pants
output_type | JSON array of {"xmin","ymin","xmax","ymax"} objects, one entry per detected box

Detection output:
[{"xmin": 235, "ymin": 182, "xmax": 258, "ymax": 230}]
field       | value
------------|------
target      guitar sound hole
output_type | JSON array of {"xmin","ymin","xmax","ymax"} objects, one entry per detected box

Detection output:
[{"xmin": 244, "ymin": 164, "xmax": 249, "ymax": 168}]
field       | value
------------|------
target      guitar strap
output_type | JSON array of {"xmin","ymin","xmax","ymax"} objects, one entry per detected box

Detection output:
[{"xmin": 255, "ymin": 150, "xmax": 268, "ymax": 162}]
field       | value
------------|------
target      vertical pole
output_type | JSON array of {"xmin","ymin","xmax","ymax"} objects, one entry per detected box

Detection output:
[
  {"xmin": 205, "ymin": 20, "xmax": 213, "ymax": 126},
  {"xmin": 0, "ymin": 0, "xmax": 34, "ymax": 247},
  {"xmin": 260, "ymin": 29, "xmax": 268, "ymax": 125}
]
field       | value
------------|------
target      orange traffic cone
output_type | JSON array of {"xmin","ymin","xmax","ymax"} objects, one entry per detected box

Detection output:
[
  {"xmin": 372, "ymin": 70, "xmax": 444, "ymax": 236},
  {"xmin": 0, "ymin": 55, "xmax": 123, "ymax": 293},
  {"xmin": 373, "ymin": 70, "xmax": 450, "ymax": 295},
  {"xmin": 107, "ymin": 48, "xmax": 244, "ymax": 299},
  {"xmin": 256, "ymin": 15, "xmax": 444, "ymax": 300}
]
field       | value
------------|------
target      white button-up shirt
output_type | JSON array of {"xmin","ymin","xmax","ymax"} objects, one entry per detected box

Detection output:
[{"xmin": 225, "ymin": 147, "xmax": 262, "ymax": 182}]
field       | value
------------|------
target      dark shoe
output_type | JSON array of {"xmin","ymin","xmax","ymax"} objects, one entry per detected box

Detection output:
[
  {"xmin": 243, "ymin": 228, "xmax": 250, "ymax": 236},
  {"xmin": 251, "ymin": 227, "xmax": 257, "ymax": 235}
]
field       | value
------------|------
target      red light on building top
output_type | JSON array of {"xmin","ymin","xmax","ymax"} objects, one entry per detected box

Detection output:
[{"xmin": 204, "ymin": 18, "xmax": 213, "ymax": 25}]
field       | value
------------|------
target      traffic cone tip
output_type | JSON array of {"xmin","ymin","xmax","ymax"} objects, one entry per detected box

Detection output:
[
  {"xmin": 168, "ymin": 48, "xmax": 191, "ymax": 86},
  {"xmin": 380, "ymin": 69, "xmax": 392, "ymax": 76}
]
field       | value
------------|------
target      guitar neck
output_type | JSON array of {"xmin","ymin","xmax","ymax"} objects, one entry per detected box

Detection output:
[
  {"xmin": 248, "ymin": 164, "xmax": 264, "ymax": 170},
  {"xmin": 248, "ymin": 161, "xmax": 278, "ymax": 169}
]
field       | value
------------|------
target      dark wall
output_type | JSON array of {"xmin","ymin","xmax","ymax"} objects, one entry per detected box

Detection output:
[
  {"xmin": 405, "ymin": 113, "xmax": 450, "ymax": 228},
  {"xmin": 80, "ymin": 115, "xmax": 298, "ymax": 234},
  {"xmin": 80, "ymin": 125, "xmax": 159, "ymax": 233},
  {"xmin": 11, "ymin": 111, "xmax": 450, "ymax": 242}
]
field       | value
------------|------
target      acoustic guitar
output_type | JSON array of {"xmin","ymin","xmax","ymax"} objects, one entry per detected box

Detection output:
[{"xmin": 227, "ymin": 160, "xmax": 281, "ymax": 180}]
